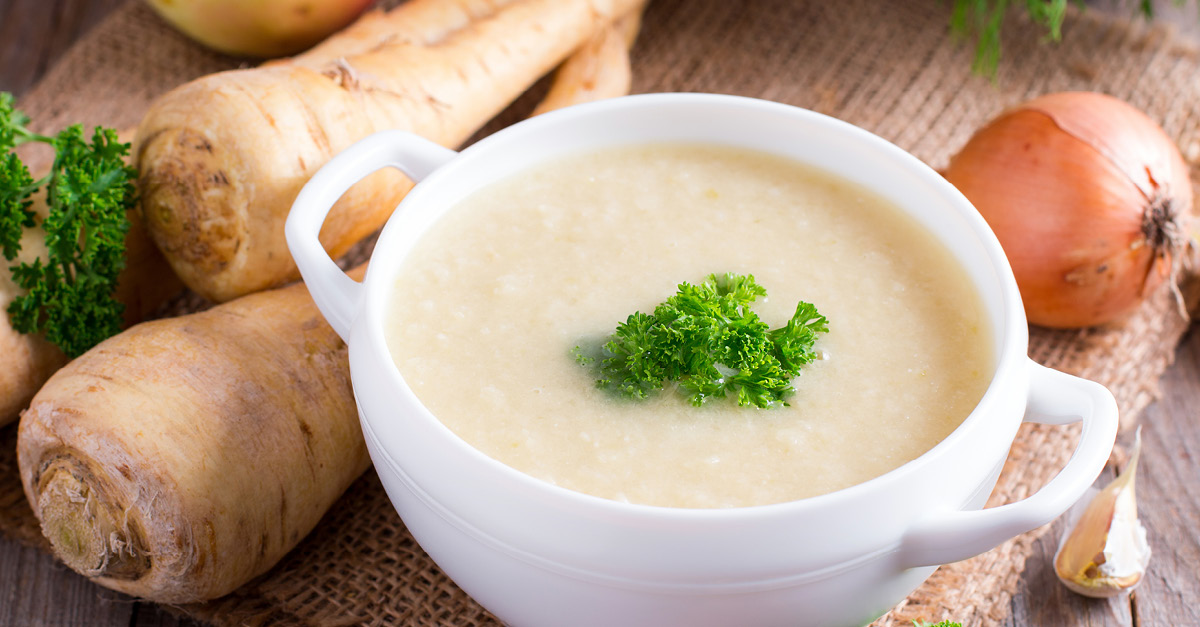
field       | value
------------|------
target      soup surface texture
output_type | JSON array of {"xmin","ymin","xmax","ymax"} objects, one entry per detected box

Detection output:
[{"xmin": 386, "ymin": 144, "xmax": 993, "ymax": 508}]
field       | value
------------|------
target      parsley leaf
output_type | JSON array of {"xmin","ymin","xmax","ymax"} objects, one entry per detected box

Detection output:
[
  {"xmin": 1, "ymin": 93, "xmax": 133, "ymax": 358},
  {"xmin": 0, "ymin": 151, "xmax": 35, "ymax": 261},
  {"xmin": 913, "ymin": 620, "xmax": 964, "ymax": 627},
  {"xmin": 0, "ymin": 94, "xmax": 36, "ymax": 262},
  {"xmin": 580, "ymin": 273, "xmax": 828, "ymax": 409}
]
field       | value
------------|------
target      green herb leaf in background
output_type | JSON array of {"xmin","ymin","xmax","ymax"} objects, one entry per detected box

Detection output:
[
  {"xmin": 949, "ymin": 0, "xmax": 1183, "ymax": 75},
  {"xmin": 577, "ymin": 273, "xmax": 828, "ymax": 409},
  {"xmin": 0, "ymin": 92, "xmax": 133, "ymax": 358}
]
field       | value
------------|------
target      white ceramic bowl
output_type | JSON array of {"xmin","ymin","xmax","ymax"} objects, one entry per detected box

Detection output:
[{"xmin": 286, "ymin": 94, "xmax": 1118, "ymax": 627}]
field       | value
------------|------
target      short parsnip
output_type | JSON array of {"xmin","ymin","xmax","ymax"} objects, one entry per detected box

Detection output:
[
  {"xmin": 18, "ymin": 17, "xmax": 641, "ymax": 602},
  {"xmin": 137, "ymin": 0, "xmax": 644, "ymax": 303},
  {"xmin": 19, "ymin": 269, "xmax": 368, "ymax": 602}
]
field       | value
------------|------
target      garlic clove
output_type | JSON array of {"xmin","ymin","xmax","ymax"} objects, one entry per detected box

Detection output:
[{"xmin": 1054, "ymin": 429, "xmax": 1150, "ymax": 598}]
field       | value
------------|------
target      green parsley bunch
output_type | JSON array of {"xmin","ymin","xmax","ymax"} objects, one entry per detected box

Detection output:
[{"xmin": 0, "ymin": 92, "xmax": 134, "ymax": 357}]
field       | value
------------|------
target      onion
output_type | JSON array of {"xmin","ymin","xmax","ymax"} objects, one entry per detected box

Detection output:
[{"xmin": 944, "ymin": 92, "xmax": 1194, "ymax": 329}]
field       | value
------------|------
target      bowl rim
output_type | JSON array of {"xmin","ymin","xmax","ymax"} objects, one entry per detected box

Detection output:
[{"xmin": 354, "ymin": 92, "xmax": 1029, "ymax": 522}]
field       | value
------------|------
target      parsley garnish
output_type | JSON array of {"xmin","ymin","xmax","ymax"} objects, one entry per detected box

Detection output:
[
  {"xmin": 913, "ymin": 621, "xmax": 964, "ymax": 627},
  {"xmin": 577, "ymin": 273, "xmax": 828, "ymax": 409},
  {"xmin": 0, "ymin": 92, "xmax": 133, "ymax": 357}
]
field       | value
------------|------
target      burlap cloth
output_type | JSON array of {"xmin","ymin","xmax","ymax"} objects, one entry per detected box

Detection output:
[{"xmin": 2, "ymin": 1, "xmax": 1199, "ymax": 625}]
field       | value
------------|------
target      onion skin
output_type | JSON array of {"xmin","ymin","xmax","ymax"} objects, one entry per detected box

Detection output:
[{"xmin": 944, "ymin": 92, "xmax": 1193, "ymax": 329}]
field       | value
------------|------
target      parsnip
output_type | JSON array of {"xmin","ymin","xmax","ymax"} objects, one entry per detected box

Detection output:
[
  {"xmin": 136, "ymin": 0, "xmax": 644, "ymax": 303},
  {"xmin": 532, "ymin": 10, "xmax": 643, "ymax": 116},
  {"xmin": 18, "ymin": 21, "xmax": 640, "ymax": 602},
  {"xmin": 19, "ymin": 269, "xmax": 367, "ymax": 602}
]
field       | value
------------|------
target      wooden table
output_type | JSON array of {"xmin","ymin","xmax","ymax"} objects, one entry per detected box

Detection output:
[{"xmin": 1, "ymin": 1, "xmax": 1197, "ymax": 625}]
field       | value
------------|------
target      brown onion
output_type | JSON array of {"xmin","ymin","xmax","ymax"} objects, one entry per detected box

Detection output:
[{"xmin": 944, "ymin": 92, "xmax": 1193, "ymax": 329}]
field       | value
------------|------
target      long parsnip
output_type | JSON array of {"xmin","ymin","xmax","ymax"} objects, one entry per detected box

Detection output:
[
  {"xmin": 19, "ymin": 19, "xmax": 640, "ymax": 602},
  {"xmin": 532, "ymin": 10, "xmax": 643, "ymax": 116},
  {"xmin": 136, "ymin": 0, "xmax": 643, "ymax": 303}
]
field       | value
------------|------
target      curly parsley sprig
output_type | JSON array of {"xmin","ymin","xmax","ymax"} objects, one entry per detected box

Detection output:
[
  {"xmin": 0, "ymin": 92, "xmax": 133, "ymax": 357},
  {"xmin": 574, "ymin": 273, "xmax": 828, "ymax": 409}
]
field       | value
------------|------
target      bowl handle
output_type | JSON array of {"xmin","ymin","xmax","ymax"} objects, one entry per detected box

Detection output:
[
  {"xmin": 285, "ymin": 131, "xmax": 458, "ymax": 341},
  {"xmin": 898, "ymin": 358, "xmax": 1118, "ymax": 568}
]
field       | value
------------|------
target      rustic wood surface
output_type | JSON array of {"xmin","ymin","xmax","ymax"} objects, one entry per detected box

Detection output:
[{"xmin": 0, "ymin": 1, "xmax": 1198, "ymax": 626}]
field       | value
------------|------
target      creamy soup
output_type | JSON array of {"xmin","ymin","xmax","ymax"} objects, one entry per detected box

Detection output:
[{"xmin": 386, "ymin": 144, "xmax": 993, "ymax": 508}]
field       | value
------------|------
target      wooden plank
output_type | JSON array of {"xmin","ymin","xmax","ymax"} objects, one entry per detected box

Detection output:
[
  {"xmin": 0, "ymin": 0, "xmax": 127, "ymax": 96},
  {"xmin": 0, "ymin": 530, "xmax": 203, "ymax": 627},
  {"xmin": 1006, "ymin": 324, "xmax": 1200, "ymax": 626},
  {"xmin": 131, "ymin": 604, "xmax": 203, "ymax": 627},
  {"xmin": 0, "ymin": 533, "xmax": 135, "ymax": 626},
  {"xmin": 1004, "ymin": 465, "xmax": 1133, "ymax": 627},
  {"xmin": 1129, "ymin": 328, "xmax": 1200, "ymax": 627}
]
